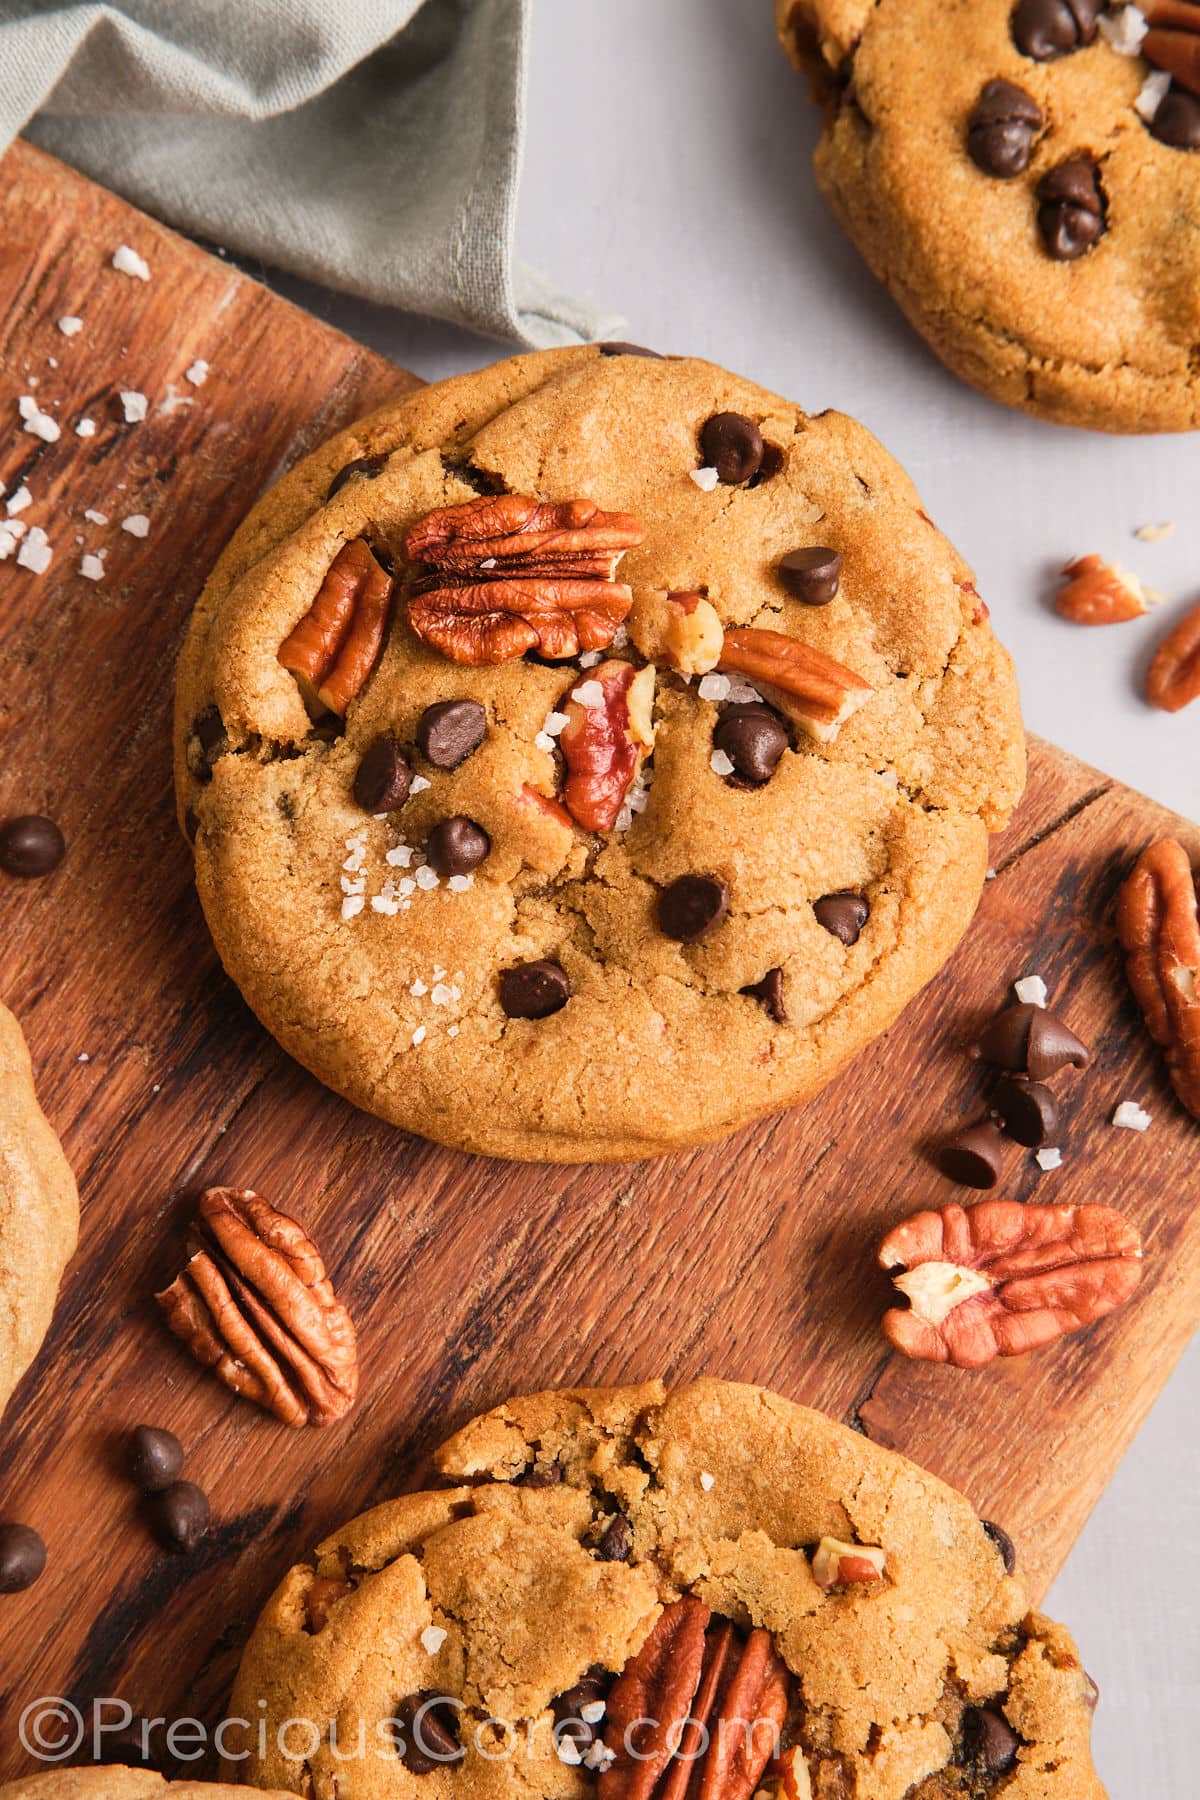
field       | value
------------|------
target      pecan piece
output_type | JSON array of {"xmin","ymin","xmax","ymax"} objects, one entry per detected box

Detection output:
[
  {"xmin": 1117, "ymin": 838, "xmax": 1200, "ymax": 1120},
  {"xmin": 717, "ymin": 628, "xmax": 873, "ymax": 743},
  {"xmin": 278, "ymin": 539, "xmax": 393, "ymax": 716},
  {"xmin": 811, "ymin": 1538, "xmax": 887, "ymax": 1591},
  {"xmin": 156, "ymin": 1188, "xmax": 358, "ymax": 1427},
  {"xmin": 599, "ymin": 1597, "xmax": 710, "ymax": 1800},
  {"xmin": 402, "ymin": 494, "xmax": 643, "ymax": 665},
  {"xmin": 878, "ymin": 1201, "xmax": 1144, "ymax": 1368},
  {"xmin": 1144, "ymin": 3, "xmax": 1200, "ymax": 98},
  {"xmin": 560, "ymin": 662, "xmax": 656, "ymax": 832},
  {"xmin": 305, "ymin": 1574, "xmax": 353, "ymax": 1633},
  {"xmin": 629, "ymin": 590, "xmax": 725, "ymax": 675},
  {"xmin": 1146, "ymin": 598, "xmax": 1200, "ymax": 713},
  {"xmin": 1055, "ymin": 555, "xmax": 1150, "ymax": 626},
  {"xmin": 695, "ymin": 1626, "xmax": 790, "ymax": 1800}
]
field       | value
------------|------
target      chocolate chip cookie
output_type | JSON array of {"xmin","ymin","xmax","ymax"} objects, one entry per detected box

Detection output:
[
  {"xmin": 0, "ymin": 1003, "xmax": 78, "ymax": 1420},
  {"xmin": 226, "ymin": 1378, "xmax": 1104, "ymax": 1798},
  {"xmin": 175, "ymin": 347, "xmax": 1023, "ymax": 1161},
  {"xmin": 0, "ymin": 1778, "xmax": 288, "ymax": 1799},
  {"xmin": 777, "ymin": 0, "xmax": 1200, "ymax": 431}
]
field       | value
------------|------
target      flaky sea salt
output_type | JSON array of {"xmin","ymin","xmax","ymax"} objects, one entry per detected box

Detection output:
[
  {"xmin": 19, "ymin": 395, "xmax": 60, "ymax": 442},
  {"xmin": 447, "ymin": 1023, "xmax": 460, "ymax": 1037},
  {"xmin": 535, "ymin": 731, "xmax": 556, "ymax": 752},
  {"xmin": 341, "ymin": 894, "xmax": 365, "ymax": 921},
  {"xmin": 1014, "ymin": 975, "xmax": 1048, "ymax": 1007},
  {"xmin": 580, "ymin": 1701, "xmax": 606, "ymax": 1726},
  {"xmin": 412, "ymin": 1025, "xmax": 427, "ymax": 1046},
  {"xmin": 58, "ymin": 316, "xmax": 83, "ymax": 337},
  {"xmin": 699, "ymin": 1471, "xmax": 715, "ymax": 1492},
  {"xmin": 120, "ymin": 390, "xmax": 148, "ymax": 423},
  {"xmin": 16, "ymin": 525, "xmax": 52, "ymax": 574},
  {"xmin": 698, "ymin": 673, "xmax": 731, "ymax": 702},
  {"xmin": 431, "ymin": 983, "xmax": 457, "ymax": 1006},
  {"xmin": 76, "ymin": 418, "xmax": 96, "ymax": 438},
  {"xmin": 584, "ymin": 1743, "xmax": 615, "ymax": 1773},
  {"xmin": 1099, "ymin": 4, "xmax": 1148, "ymax": 54},
  {"xmin": 410, "ymin": 979, "xmax": 428, "ymax": 997},
  {"xmin": 578, "ymin": 649, "xmax": 602, "ymax": 668},
  {"xmin": 572, "ymin": 679, "xmax": 605, "ymax": 709},
  {"xmin": 557, "ymin": 1741, "xmax": 583, "ymax": 1768},
  {"xmin": 1135, "ymin": 70, "xmax": 1172, "ymax": 121},
  {"xmin": 1035, "ymin": 1147, "xmax": 1062, "ymax": 1171},
  {"xmin": 447, "ymin": 874, "xmax": 472, "ymax": 892},
  {"xmin": 79, "ymin": 554, "xmax": 105, "ymax": 582},
  {"xmin": 112, "ymin": 243, "xmax": 151, "ymax": 280},
  {"xmin": 410, "ymin": 774, "xmax": 431, "ymax": 795},
  {"xmin": 185, "ymin": 359, "xmax": 209, "ymax": 386},
  {"xmin": 386, "ymin": 844, "xmax": 414, "ymax": 868},
  {"xmin": 415, "ymin": 865, "xmax": 439, "ymax": 890},
  {"xmin": 0, "ymin": 522, "xmax": 24, "ymax": 560},
  {"xmin": 1113, "ymin": 1101, "xmax": 1152, "ymax": 1131},
  {"xmin": 420, "ymin": 1625, "xmax": 446, "ymax": 1654},
  {"xmin": 84, "ymin": 508, "xmax": 108, "ymax": 525},
  {"xmin": 690, "ymin": 466, "xmax": 720, "ymax": 492},
  {"xmin": 122, "ymin": 513, "xmax": 150, "ymax": 538},
  {"xmin": 6, "ymin": 485, "xmax": 31, "ymax": 516},
  {"xmin": 710, "ymin": 749, "xmax": 735, "ymax": 777}
]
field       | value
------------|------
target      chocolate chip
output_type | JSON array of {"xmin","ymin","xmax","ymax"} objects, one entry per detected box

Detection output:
[
  {"xmin": 353, "ymin": 734, "xmax": 412, "ymax": 812},
  {"xmin": 426, "ymin": 816, "xmax": 490, "ymax": 878},
  {"xmin": 938, "ymin": 1122, "xmax": 1007, "ymax": 1189},
  {"xmin": 714, "ymin": 702, "xmax": 790, "ymax": 784},
  {"xmin": 1151, "ymin": 86, "xmax": 1200, "ymax": 151},
  {"xmin": 128, "ymin": 1426, "xmax": 185, "ymax": 1494},
  {"xmin": 968, "ymin": 78, "xmax": 1044, "ymax": 177},
  {"xmin": 596, "ymin": 1513, "xmax": 633, "ymax": 1562},
  {"xmin": 658, "ymin": 875, "xmax": 730, "ymax": 943},
  {"xmin": 553, "ymin": 1676, "xmax": 608, "ymax": 1750},
  {"xmin": 395, "ymin": 1693, "xmax": 463, "ymax": 1774},
  {"xmin": 993, "ymin": 1075, "xmax": 1059, "ymax": 1148},
  {"xmin": 1037, "ymin": 157, "xmax": 1105, "ymax": 260},
  {"xmin": 597, "ymin": 341, "xmax": 664, "ymax": 358},
  {"xmin": 1011, "ymin": 0, "xmax": 1100, "ymax": 60},
  {"xmin": 519, "ymin": 1458, "xmax": 563, "ymax": 1488},
  {"xmin": 742, "ymin": 967, "xmax": 787, "ymax": 1024},
  {"xmin": 150, "ymin": 1481, "xmax": 210, "ymax": 1554},
  {"xmin": 417, "ymin": 699, "xmax": 487, "ymax": 770},
  {"xmin": 750, "ymin": 442, "xmax": 786, "ymax": 485},
  {"xmin": 0, "ymin": 1522, "xmax": 46, "ymax": 1594},
  {"xmin": 779, "ymin": 546, "xmax": 843, "ymax": 605},
  {"xmin": 500, "ymin": 959, "xmax": 571, "ymax": 1020},
  {"xmin": 326, "ymin": 451, "xmax": 389, "ymax": 501},
  {"xmin": 982, "ymin": 1519, "xmax": 1018, "ymax": 1575},
  {"xmin": 975, "ymin": 1002, "xmax": 1089, "ymax": 1078},
  {"xmin": 814, "ymin": 891, "xmax": 869, "ymax": 945},
  {"xmin": 0, "ymin": 815, "xmax": 65, "ymax": 879},
  {"xmin": 962, "ymin": 1706, "xmax": 1021, "ymax": 1776},
  {"xmin": 700, "ymin": 411, "xmax": 764, "ymax": 485}
]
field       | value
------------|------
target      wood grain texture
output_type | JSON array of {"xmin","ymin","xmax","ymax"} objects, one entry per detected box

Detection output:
[{"xmin": 0, "ymin": 141, "xmax": 1197, "ymax": 1782}]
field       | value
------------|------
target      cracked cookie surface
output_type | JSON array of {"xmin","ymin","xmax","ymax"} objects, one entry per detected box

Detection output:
[
  {"xmin": 777, "ymin": 0, "xmax": 1200, "ymax": 432},
  {"xmin": 226, "ymin": 1378, "xmax": 1104, "ymax": 1799},
  {"xmin": 175, "ymin": 347, "xmax": 1023, "ymax": 1162},
  {"xmin": 0, "ymin": 1002, "xmax": 78, "ymax": 1422}
]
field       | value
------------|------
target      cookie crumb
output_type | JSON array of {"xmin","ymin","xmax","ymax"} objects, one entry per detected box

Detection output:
[
  {"xmin": 1113, "ymin": 1101, "xmax": 1152, "ymax": 1131},
  {"xmin": 112, "ymin": 243, "xmax": 151, "ymax": 281},
  {"xmin": 1134, "ymin": 519, "xmax": 1176, "ymax": 542}
]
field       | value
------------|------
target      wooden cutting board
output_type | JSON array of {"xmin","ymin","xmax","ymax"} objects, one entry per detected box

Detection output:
[{"xmin": 1, "ymin": 140, "xmax": 1197, "ymax": 1781}]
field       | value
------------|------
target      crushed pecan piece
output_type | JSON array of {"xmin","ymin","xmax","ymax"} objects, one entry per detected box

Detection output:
[
  {"xmin": 402, "ymin": 494, "xmax": 643, "ymax": 665},
  {"xmin": 278, "ymin": 539, "xmax": 393, "ymax": 716},
  {"xmin": 628, "ymin": 590, "xmax": 725, "ymax": 674},
  {"xmin": 811, "ymin": 1538, "xmax": 887, "ymax": 1591},
  {"xmin": 878, "ymin": 1201, "xmax": 1144, "ymax": 1368},
  {"xmin": 1117, "ymin": 839, "xmax": 1200, "ymax": 1121},
  {"xmin": 1055, "ymin": 555, "xmax": 1150, "ymax": 626},
  {"xmin": 559, "ymin": 662, "xmax": 656, "ymax": 832},
  {"xmin": 1144, "ymin": 4, "xmax": 1200, "ymax": 97},
  {"xmin": 156, "ymin": 1188, "xmax": 358, "ymax": 1427},
  {"xmin": 717, "ymin": 628, "xmax": 873, "ymax": 743},
  {"xmin": 1146, "ymin": 599, "xmax": 1200, "ymax": 713},
  {"xmin": 305, "ymin": 1574, "xmax": 353, "ymax": 1633}
]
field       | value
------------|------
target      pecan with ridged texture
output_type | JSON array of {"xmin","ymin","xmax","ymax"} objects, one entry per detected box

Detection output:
[
  {"xmin": 878, "ymin": 1201, "xmax": 1143, "ymax": 1368},
  {"xmin": 1055, "ymin": 555, "xmax": 1149, "ymax": 626},
  {"xmin": 559, "ymin": 662, "xmax": 656, "ymax": 832},
  {"xmin": 156, "ymin": 1188, "xmax": 358, "ymax": 1427},
  {"xmin": 1146, "ymin": 599, "xmax": 1200, "ymax": 713},
  {"xmin": 402, "ymin": 494, "xmax": 644, "ymax": 665},
  {"xmin": 717, "ymin": 628, "xmax": 873, "ymax": 743},
  {"xmin": 1117, "ymin": 838, "xmax": 1200, "ymax": 1121},
  {"xmin": 278, "ymin": 538, "xmax": 393, "ymax": 716},
  {"xmin": 600, "ymin": 1596, "xmax": 711, "ymax": 1800},
  {"xmin": 1144, "ymin": 3, "xmax": 1200, "ymax": 98}
]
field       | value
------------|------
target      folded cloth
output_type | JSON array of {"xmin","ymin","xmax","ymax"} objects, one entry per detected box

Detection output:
[{"xmin": 0, "ymin": 0, "xmax": 620, "ymax": 348}]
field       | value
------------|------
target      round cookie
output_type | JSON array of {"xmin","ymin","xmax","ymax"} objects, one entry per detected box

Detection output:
[
  {"xmin": 175, "ymin": 347, "xmax": 1023, "ymax": 1161},
  {"xmin": 0, "ymin": 1003, "xmax": 78, "ymax": 1420},
  {"xmin": 0, "ymin": 1777, "xmax": 289, "ymax": 1799},
  {"xmin": 777, "ymin": 0, "xmax": 1200, "ymax": 432},
  {"xmin": 227, "ymin": 1377, "xmax": 1103, "ymax": 1799}
]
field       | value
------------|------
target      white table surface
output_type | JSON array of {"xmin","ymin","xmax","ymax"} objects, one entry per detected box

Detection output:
[{"xmin": 263, "ymin": 3, "xmax": 1199, "ymax": 1792}]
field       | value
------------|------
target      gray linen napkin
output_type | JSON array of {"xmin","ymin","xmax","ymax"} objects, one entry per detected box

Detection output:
[{"xmin": 0, "ymin": 0, "xmax": 620, "ymax": 348}]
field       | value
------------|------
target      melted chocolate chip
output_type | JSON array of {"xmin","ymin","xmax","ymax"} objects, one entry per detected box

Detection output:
[
  {"xmin": 962, "ymin": 1706, "xmax": 1021, "ymax": 1777},
  {"xmin": 417, "ymin": 699, "xmax": 487, "ymax": 770},
  {"xmin": 0, "ymin": 815, "xmax": 65, "ymax": 879},
  {"xmin": 1037, "ymin": 157, "xmax": 1105, "ymax": 260},
  {"xmin": 814, "ymin": 891, "xmax": 869, "ymax": 945},
  {"xmin": 500, "ymin": 960, "xmax": 571, "ymax": 1020},
  {"xmin": 150, "ymin": 1481, "xmax": 210, "ymax": 1553},
  {"xmin": 714, "ymin": 702, "xmax": 790, "ymax": 784},
  {"xmin": 128, "ymin": 1426, "xmax": 185, "ymax": 1494},
  {"xmin": 353, "ymin": 734, "xmax": 412, "ymax": 812},
  {"xmin": 779, "ymin": 546, "xmax": 843, "ymax": 605},
  {"xmin": 938, "ymin": 1121, "xmax": 1007, "ymax": 1189},
  {"xmin": 395, "ymin": 1694, "xmax": 463, "ymax": 1774},
  {"xmin": 993, "ymin": 1074, "xmax": 1060, "ymax": 1148},
  {"xmin": 968, "ymin": 78, "xmax": 1044, "ymax": 177},
  {"xmin": 0, "ymin": 1523, "xmax": 46, "ymax": 1593},
  {"xmin": 1012, "ymin": 0, "xmax": 1100, "ymax": 60},
  {"xmin": 596, "ymin": 1513, "xmax": 633, "ymax": 1562},
  {"xmin": 427, "ymin": 816, "xmax": 490, "ymax": 877},
  {"xmin": 742, "ymin": 967, "xmax": 788, "ymax": 1024},
  {"xmin": 554, "ymin": 1675, "xmax": 609, "ymax": 1750},
  {"xmin": 658, "ymin": 875, "xmax": 730, "ymax": 943},
  {"xmin": 982, "ymin": 1519, "xmax": 1018, "ymax": 1575},
  {"xmin": 700, "ymin": 411, "xmax": 764, "ymax": 485},
  {"xmin": 519, "ymin": 1459, "xmax": 563, "ymax": 1488},
  {"xmin": 598, "ymin": 341, "xmax": 664, "ymax": 358},
  {"xmin": 326, "ymin": 451, "xmax": 389, "ymax": 501},
  {"xmin": 1151, "ymin": 86, "xmax": 1200, "ymax": 150}
]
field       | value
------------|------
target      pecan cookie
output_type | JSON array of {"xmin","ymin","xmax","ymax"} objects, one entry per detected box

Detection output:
[
  {"xmin": 0, "ymin": 1003, "xmax": 78, "ymax": 1420},
  {"xmin": 175, "ymin": 347, "xmax": 1023, "ymax": 1161},
  {"xmin": 0, "ymin": 1778, "xmax": 289, "ymax": 1798},
  {"xmin": 777, "ymin": 0, "xmax": 1200, "ymax": 431},
  {"xmin": 226, "ymin": 1378, "xmax": 1104, "ymax": 1798}
]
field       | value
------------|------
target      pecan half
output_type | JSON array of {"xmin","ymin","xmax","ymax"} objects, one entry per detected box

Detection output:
[
  {"xmin": 1146, "ymin": 599, "xmax": 1200, "ymax": 713},
  {"xmin": 278, "ymin": 539, "xmax": 394, "ymax": 717},
  {"xmin": 156, "ymin": 1188, "xmax": 358, "ymax": 1427},
  {"xmin": 717, "ymin": 628, "xmax": 873, "ymax": 743},
  {"xmin": 402, "ymin": 494, "xmax": 643, "ymax": 665},
  {"xmin": 878, "ymin": 1201, "xmax": 1144, "ymax": 1368},
  {"xmin": 600, "ymin": 1596, "xmax": 711, "ymax": 1800},
  {"xmin": 560, "ymin": 662, "xmax": 656, "ymax": 832},
  {"xmin": 1144, "ymin": 3, "xmax": 1200, "ymax": 98},
  {"xmin": 1117, "ymin": 839, "xmax": 1200, "ymax": 1121},
  {"xmin": 1055, "ymin": 555, "xmax": 1149, "ymax": 626}
]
